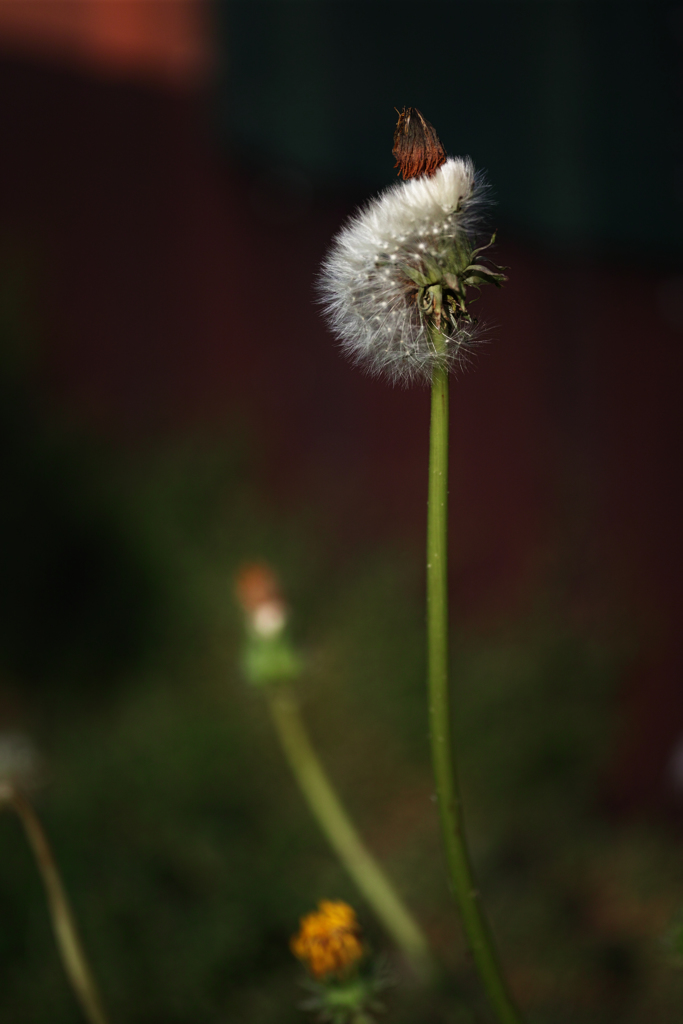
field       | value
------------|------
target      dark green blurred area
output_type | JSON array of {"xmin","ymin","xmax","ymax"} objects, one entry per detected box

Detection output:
[
  {"xmin": 215, "ymin": 1, "xmax": 683, "ymax": 250},
  {"xmin": 1, "ymin": 255, "xmax": 683, "ymax": 1024}
]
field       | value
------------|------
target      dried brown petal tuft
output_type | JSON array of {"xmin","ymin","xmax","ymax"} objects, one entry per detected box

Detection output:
[{"xmin": 392, "ymin": 107, "xmax": 446, "ymax": 181}]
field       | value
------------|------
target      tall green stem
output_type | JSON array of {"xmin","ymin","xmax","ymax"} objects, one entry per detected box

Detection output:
[
  {"xmin": 267, "ymin": 685, "xmax": 434, "ymax": 982},
  {"xmin": 427, "ymin": 356, "xmax": 522, "ymax": 1024},
  {"xmin": 5, "ymin": 789, "xmax": 110, "ymax": 1024}
]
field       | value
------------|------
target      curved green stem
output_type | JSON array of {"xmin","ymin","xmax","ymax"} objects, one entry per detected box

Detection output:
[
  {"xmin": 267, "ymin": 685, "xmax": 434, "ymax": 982},
  {"xmin": 427, "ymin": 351, "xmax": 522, "ymax": 1024},
  {"xmin": 5, "ymin": 788, "xmax": 110, "ymax": 1024}
]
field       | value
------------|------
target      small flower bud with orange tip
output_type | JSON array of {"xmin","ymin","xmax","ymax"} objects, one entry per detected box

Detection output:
[
  {"xmin": 291, "ymin": 901, "xmax": 365, "ymax": 979},
  {"xmin": 235, "ymin": 562, "xmax": 302, "ymax": 685},
  {"xmin": 235, "ymin": 562, "xmax": 287, "ymax": 638}
]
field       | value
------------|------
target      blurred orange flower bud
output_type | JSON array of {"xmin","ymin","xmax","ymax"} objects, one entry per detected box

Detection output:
[
  {"xmin": 291, "ymin": 900, "xmax": 365, "ymax": 979},
  {"xmin": 235, "ymin": 562, "xmax": 287, "ymax": 637}
]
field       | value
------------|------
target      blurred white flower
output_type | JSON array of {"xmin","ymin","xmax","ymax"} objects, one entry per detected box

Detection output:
[
  {"xmin": 252, "ymin": 600, "xmax": 287, "ymax": 638},
  {"xmin": 0, "ymin": 732, "xmax": 41, "ymax": 798}
]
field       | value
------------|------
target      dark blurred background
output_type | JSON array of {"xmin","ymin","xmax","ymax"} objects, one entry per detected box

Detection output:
[{"xmin": 0, "ymin": 2, "xmax": 682, "ymax": 1022}]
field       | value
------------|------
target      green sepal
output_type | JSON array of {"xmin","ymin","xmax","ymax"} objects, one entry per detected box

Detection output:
[
  {"xmin": 469, "ymin": 233, "xmax": 497, "ymax": 257},
  {"xmin": 421, "ymin": 254, "xmax": 443, "ymax": 281},
  {"xmin": 463, "ymin": 266, "xmax": 507, "ymax": 288},
  {"xmin": 463, "ymin": 263, "xmax": 501, "ymax": 276},
  {"xmin": 299, "ymin": 968, "xmax": 390, "ymax": 1024},
  {"xmin": 241, "ymin": 630, "xmax": 303, "ymax": 686},
  {"xmin": 403, "ymin": 256, "xmax": 443, "ymax": 288},
  {"xmin": 402, "ymin": 266, "xmax": 431, "ymax": 288}
]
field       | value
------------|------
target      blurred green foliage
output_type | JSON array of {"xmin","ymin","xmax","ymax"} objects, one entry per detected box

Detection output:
[{"xmin": 1, "ymin": 257, "xmax": 683, "ymax": 1023}]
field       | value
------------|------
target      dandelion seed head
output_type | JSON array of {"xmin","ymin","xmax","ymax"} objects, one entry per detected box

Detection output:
[{"xmin": 319, "ymin": 157, "xmax": 487, "ymax": 385}]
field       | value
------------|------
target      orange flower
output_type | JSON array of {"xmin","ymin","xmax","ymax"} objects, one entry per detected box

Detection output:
[{"xmin": 290, "ymin": 901, "xmax": 364, "ymax": 978}]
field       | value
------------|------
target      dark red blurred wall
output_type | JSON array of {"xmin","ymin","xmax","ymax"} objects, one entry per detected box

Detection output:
[{"xmin": 0, "ymin": 51, "xmax": 681, "ymax": 811}]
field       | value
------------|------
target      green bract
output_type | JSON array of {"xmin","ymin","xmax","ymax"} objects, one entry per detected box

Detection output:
[{"xmin": 242, "ymin": 629, "xmax": 303, "ymax": 686}]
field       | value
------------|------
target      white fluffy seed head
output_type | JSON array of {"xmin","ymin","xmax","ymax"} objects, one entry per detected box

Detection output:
[{"xmin": 319, "ymin": 157, "xmax": 484, "ymax": 385}]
